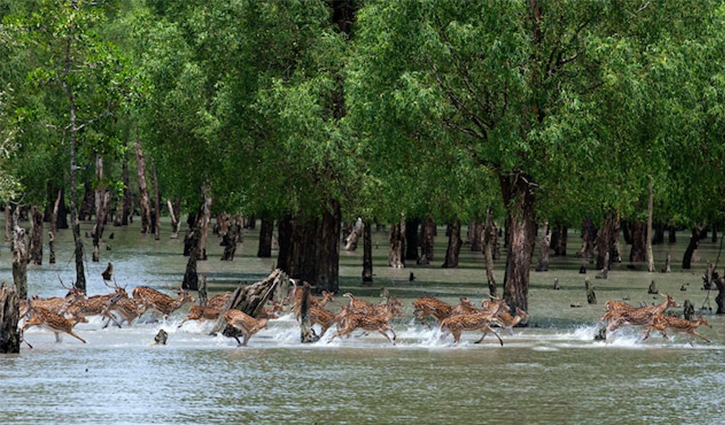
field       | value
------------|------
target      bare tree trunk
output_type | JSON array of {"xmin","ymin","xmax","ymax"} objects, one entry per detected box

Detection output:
[
  {"xmin": 646, "ymin": 181, "xmax": 655, "ymax": 272},
  {"xmin": 300, "ymin": 282, "xmax": 313, "ymax": 343},
  {"xmin": 388, "ymin": 219, "xmax": 405, "ymax": 269},
  {"xmin": 535, "ymin": 222, "xmax": 551, "ymax": 272},
  {"xmin": 362, "ymin": 221, "xmax": 373, "ymax": 283},
  {"xmin": 344, "ymin": 217, "xmax": 364, "ymax": 252},
  {"xmin": 551, "ymin": 224, "xmax": 567, "ymax": 257},
  {"xmin": 11, "ymin": 209, "xmax": 29, "ymax": 300},
  {"xmin": 276, "ymin": 214, "xmax": 293, "ymax": 272},
  {"xmin": 29, "ymin": 205, "xmax": 43, "ymax": 265},
  {"xmin": 257, "ymin": 218, "xmax": 274, "ymax": 258},
  {"xmin": 153, "ymin": 166, "xmax": 161, "ymax": 241},
  {"xmin": 629, "ymin": 222, "xmax": 647, "ymax": 263},
  {"xmin": 0, "ymin": 284, "xmax": 21, "ymax": 354},
  {"xmin": 199, "ymin": 189, "xmax": 212, "ymax": 261},
  {"xmin": 167, "ymin": 199, "xmax": 180, "ymax": 239},
  {"xmin": 468, "ymin": 221, "xmax": 483, "ymax": 252},
  {"xmin": 182, "ymin": 213, "xmax": 201, "ymax": 291},
  {"xmin": 221, "ymin": 215, "xmax": 243, "ymax": 261},
  {"xmin": 683, "ymin": 225, "xmax": 704, "ymax": 270},
  {"xmin": 79, "ymin": 180, "xmax": 95, "ymax": 221},
  {"xmin": 483, "ymin": 205, "xmax": 497, "ymax": 297},
  {"xmin": 92, "ymin": 155, "xmax": 111, "ymax": 263},
  {"xmin": 418, "ymin": 216, "xmax": 435, "ymax": 265},
  {"xmin": 48, "ymin": 190, "xmax": 62, "ymax": 265},
  {"xmin": 442, "ymin": 220, "xmax": 462, "ymax": 268},
  {"xmin": 135, "ymin": 139, "xmax": 152, "ymax": 234},
  {"xmin": 405, "ymin": 218, "xmax": 420, "ymax": 260},
  {"xmin": 578, "ymin": 217, "xmax": 597, "ymax": 260},
  {"xmin": 4, "ymin": 207, "xmax": 10, "ymax": 242}
]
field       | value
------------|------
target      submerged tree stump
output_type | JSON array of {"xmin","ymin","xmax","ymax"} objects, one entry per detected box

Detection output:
[
  {"xmin": 648, "ymin": 280, "xmax": 658, "ymax": 295},
  {"xmin": 586, "ymin": 277, "xmax": 597, "ymax": 305},
  {"xmin": 0, "ymin": 284, "xmax": 21, "ymax": 354},
  {"xmin": 211, "ymin": 269, "xmax": 286, "ymax": 336},
  {"xmin": 683, "ymin": 299, "xmax": 695, "ymax": 321},
  {"xmin": 300, "ymin": 283, "xmax": 314, "ymax": 343}
]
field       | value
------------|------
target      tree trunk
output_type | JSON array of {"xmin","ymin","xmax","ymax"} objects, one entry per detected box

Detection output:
[
  {"xmin": 276, "ymin": 214, "xmax": 293, "ymax": 272},
  {"xmin": 535, "ymin": 222, "xmax": 551, "ymax": 272},
  {"xmin": 257, "ymin": 218, "xmax": 274, "ymax": 258},
  {"xmin": 500, "ymin": 173, "xmax": 537, "ymax": 315},
  {"xmin": 715, "ymin": 273, "xmax": 725, "ymax": 315},
  {"xmin": 646, "ymin": 181, "xmax": 655, "ymax": 272},
  {"xmin": 4, "ymin": 207, "xmax": 10, "ymax": 242},
  {"xmin": 629, "ymin": 222, "xmax": 647, "ymax": 263},
  {"xmin": 551, "ymin": 224, "xmax": 567, "ymax": 257},
  {"xmin": 135, "ymin": 139, "xmax": 152, "ymax": 234},
  {"xmin": 48, "ymin": 189, "xmax": 62, "ymax": 264},
  {"xmin": 0, "ymin": 284, "xmax": 21, "ymax": 354},
  {"xmin": 221, "ymin": 215, "xmax": 243, "ymax": 261},
  {"xmin": 199, "ymin": 189, "xmax": 212, "ymax": 261},
  {"xmin": 403, "ymin": 218, "xmax": 420, "ymax": 260},
  {"xmin": 388, "ymin": 220, "xmax": 405, "ymax": 269},
  {"xmin": 167, "ymin": 199, "xmax": 181, "ymax": 239},
  {"xmin": 653, "ymin": 222, "xmax": 665, "ymax": 245},
  {"xmin": 153, "ymin": 166, "xmax": 161, "ymax": 241},
  {"xmin": 114, "ymin": 159, "xmax": 131, "ymax": 226},
  {"xmin": 67, "ymin": 98, "xmax": 86, "ymax": 293},
  {"xmin": 182, "ymin": 234, "xmax": 200, "ymax": 291},
  {"xmin": 418, "ymin": 216, "xmax": 436, "ymax": 265},
  {"xmin": 442, "ymin": 220, "xmax": 462, "ymax": 268},
  {"xmin": 29, "ymin": 205, "xmax": 43, "ymax": 265},
  {"xmin": 300, "ymin": 282, "xmax": 314, "ymax": 343},
  {"xmin": 578, "ymin": 217, "xmax": 597, "ymax": 260},
  {"xmin": 483, "ymin": 205, "xmax": 497, "ymax": 297},
  {"xmin": 11, "ymin": 210, "xmax": 29, "ymax": 300},
  {"xmin": 668, "ymin": 226, "xmax": 677, "ymax": 244},
  {"xmin": 596, "ymin": 212, "xmax": 620, "ymax": 270},
  {"xmin": 92, "ymin": 155, "xmax": 110, "ymax": 263},
  {"xmin": 468, "ymin": 221, "xmax": 483, "ymax": 252},
  {"xmin": 682, "ymin": 225, "xmax": 704, "ymax": 270},
  {"xmin": 79, "ymin": 180, "xmax": 95, "ymax": 221},
  {"xmin": 362, "ymin": 221, "xmax": 373, "ymax": 284},
  {"xmin": 712, "ymin": 223, "xmax": 718, "ymax": 243},
  {"xmin": 344, "ymin": 217, "xmax": 364, "ymax": 252}
]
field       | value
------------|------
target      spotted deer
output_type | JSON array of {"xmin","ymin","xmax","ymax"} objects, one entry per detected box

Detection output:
[
  {"xmin": 23, "ymin": 304, "xmax": 87, "ymax": 344},
  {"xmin": 309, "ymin": 305, "xmax": 348, "ymax": 338},
  {"xmin": 450, "ymin": 296, "xmax": 479, "ymax": 316},
  {"xmin": 344, "ymin": 293, "xmax": 403, "ymax": 318},
  {"xmin": 440, "ymin": 298, "xmax": 508, "ymax": 346},
  {"xmin": 643, "ymin": 314, "xmax": 712, "ymax": 344},
  {"xmin": 292, "ymin": 290, "xmax": 335, "ymax": 317},
  {"xmin": 492, "ymin": 307, "xmax": 530, "ymax": 335},
  {"xmin": 604, "ymin": 294, "xmax": 680, "ymax": 334},
  {"xmin": 413, "ymin": 296, "xmax": 454, "ymax": 325},
  {"xmin": 222, "ymin": 309, "xmax": 269, "ymax": 346},
  {"xmin": 329, "ymin": 302, "xmax": 397, "ymax": 345},
  {"xmin": 66, "ymin": 286, "xmax": 129, "ymax": 328},
  {"xmin": 19, "ymin": 286, "xmax": 87, "ymax": 318},
  {"xmin": 101, "ymin": 296, "xmax": 142, "ymax": 328},
  {"xmin": 133, "ymin": 286, "xmax": 195, "ymax": 320}
]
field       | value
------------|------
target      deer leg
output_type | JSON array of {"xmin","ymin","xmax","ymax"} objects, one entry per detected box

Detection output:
[
  {"xmin": 377, "ymin": 329, "xmax": 395, "ymax": 345},
  {"xmin": 473, "ymin": 333, "xmax": 487, "ymax": 344},
  {"xmin": 483, "ymin": 325, "xmax": 504, "ymax": 346},
  {"xmin": 68, "ymin": 331, "xmax": 87, "ymax": 344},
  {"xmin": 691, "ymin": 331, "xmax": 711, "ymax": 343}
]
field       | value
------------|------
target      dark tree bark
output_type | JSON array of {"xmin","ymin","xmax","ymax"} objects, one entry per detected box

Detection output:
[
  {"xmin": 500, "ymin": 173, "xmax": 537, "ymax": 315},
  {"xmin": 483, "ymin": 205, "xmax": 497, "ymax": 297},
  {"xmin": 646, "ymin": 181, "xmax": 655, "ymax": 273},
  {"xmin": 3, "ymin": 207, "xmax": 10, "ymax": 242},
  {"xmin": 653, "ymin": 222, "xmax": 665, "ymax": 245},
  {"xmin": 0, "ymin": 284, "xmax": 21, "ymax": 354},
  {"xmin": 276, "ymin": 214, "xmax": 293, "ymax": 272},
  {"xmin": 715, "ymin": 274, "xmax": 725, "ymax": 315},
  {"xmin": 29, "ymin": 205, "xmax": 43, "ymax": 265},
  {"xmin": 622, "ymin": 220, "xmax": 633, "ymax": 245},
  {"xmin": 551, "ymin": 224, "xmax": 567, "ymax": 256},
  {"xmin": 221, "ymin": 215, "xmax": 243, "ymax": 261},
  {"xmin": 629, "ymin": 222, "xmax": 647, "ymax": 263},
  {"xmin": 388, "ymin": 220, "xmax": 405, "ymax": 269},
  {"xmin": 79, "ymin": 180, "xmax": 94, "ymax": 221},
  {"xmin": 712, "ymin": 223, "xmax": 719, "ymax": 243},
  {"xmin": 668, "ymin": 226, "xmax": 677, "ymax": 244},
  {"xmin": 135, "ymin": 139, "xmax": 152, "ymax": 234},
  {"xmin": 405, "ymin": 218, "xmax": 420, "ymax": 260},
  {"xmin": 362, "ymin": 221, "xmax": 373, "ymax": 284},
  {"xmin": 167, "ymin": 199, "xmax": 181, "ymax": 239},
  {"xmin": 578, "ymin": 217, "xmax": 597, "ymax": 260},
  {"xmin": 682, "ymin": 225, "xmax": 704, "ymax": 270},
  {"xmin": 257, "ymin": 218, "xmax": 274, "ymax": 258},
  {"xmin": 418, "ymin": 216, "xmax": 436, "ymax": 265},
  {"xmin": 92, "ymin": 155, "xmax": 111, "ymax": 263},
  {"xmin": 596, "ymin": 213, "xmax": 621, "ymax": 270},
  {"xmin": 442, "ymin": 220, "xmax": 463, "ymax": 268},
  {"xmin": 468, "ymin": 221, "xmax": 483, "ymax": 252},
  {"xmin": 153, "ymin": 166, "xmax": 161, "ymax": 241},
  {"xmin": 300, "ymin": 282, "xmax": 314, "ymax": 343}
]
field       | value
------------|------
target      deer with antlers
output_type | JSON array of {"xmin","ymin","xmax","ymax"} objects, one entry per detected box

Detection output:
[
  {"xmin": 440, "ymin": 298, "xmax": 508, "ymax": 345},
  {"xmin": 221, "ymin": 309, "xmax": 269, "ymax": 346},
  {"xmin": 133, "ymin": 285, "xmax": 195, "ymax": 320},
  {"xmin": 412, "ymin": 295, "xmax": 478, "ymax": 327},
  {"xmin": 23, "ymin": 302, "xmax": 88, "ymax": 344},
  {"xmin": 602, "ymin": 294, "xmax": 680, "ymax": 334},
  {"xmin": 492, "ymin": 307, "xmax": 530, "ymax": 335},
  {"xmin": 66, "ymin": 281, "xmax": 130, "ymax": 328},
  {"xmin": 642, "ymin": 314, "xmax": 712, "ymax": 344},
  {"xmin": 328, "ymin": 301, "xmax": 397, "ymax": 345}
]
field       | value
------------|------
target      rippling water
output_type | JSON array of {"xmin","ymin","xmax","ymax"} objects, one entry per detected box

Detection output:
[{"xmin": 2, "ymin": 220, "xmax": 725, "ymax": 424}]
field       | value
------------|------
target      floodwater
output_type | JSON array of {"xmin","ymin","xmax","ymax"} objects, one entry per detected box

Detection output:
[{"xmin": 1, "ymin": 218, "xmax": 725, "ymax": 424}]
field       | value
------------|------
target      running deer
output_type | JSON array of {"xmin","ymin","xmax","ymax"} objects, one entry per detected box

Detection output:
[
  {"xmin": 440, "ymin": 298, "xmax": 508, "ymax": 346},
  {"xmin": 101, "ymin": 296, "xmax": 142, "ymax": 328},
  {"xmin": 344, "ymin": 293, "xmax": 403, "ymax": 317},
  {"xmin": 67, "ymin": 283, "xmax": 129, "ymax": 328},
  {"xmin": 413, "ymin": 296, "xmax": 453, "ymax": 324},
  {"xmin": 133, "ymin": 286, "xmax": 195, "ymax": 320},
  {"xmin": 292, "ymin": 290, "xmax": 334, "ymax": 316},
  {"xmin": 493, "ymin": 307, "xmax": 530, "ymax": 335},
  {"xmin": 309, "ymin": 305, "xmax": 348, "ymax": 338},
  {"xmin": 643, "ymin": 314, "xmax": 712, "ymax": 344},
  {"xmin": 20, "ymin": 286, "xmax": 87, "ymax": 318},
  {"xmin": 329, "ymin": 302, "xmax": 397, "ymax": 345},
  {"xmin": 23, "ymin": 304, "xmax": 87, "ymax": 344},
  {"xmin": 450, "ymin": 296, "xmax": 479, "ymax": 316},
  {"xmin": 222, "ymin": 309, "xmax": 269, "ymax": 346},
  {"xmin": 604, "ymin": 294, "xmax": 680, "ymax": 334}
]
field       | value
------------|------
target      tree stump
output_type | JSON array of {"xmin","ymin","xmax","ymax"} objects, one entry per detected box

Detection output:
[
  {"xmin": 648, "ymin": 280, "xmax": 658, "ymax": 295},
  {"xmin": 553, "ymin": 278, "xmax": 561, "ymax": 290},
  {"xmin": 0, "ymin": 284, "xmax": 21, "ymax": 354},
  {"xmin": 300, "ymin": 283, "xmax": 314, "ymax": 343},
  {"xmin": 683, "ymin": 299, "xmax": 695, "ymax": 321},
  {"xmin": 211, "ymin": 269, "xmax": 286, "ymax": 336},
  {"xmin": 586, "ymin": 277, "xmax": 597, "ymax": 305}
]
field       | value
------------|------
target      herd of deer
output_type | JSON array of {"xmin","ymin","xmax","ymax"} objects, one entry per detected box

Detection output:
[
  {"xmin": 15, "ymin": 278, "xmax": 713, "ymax": 348},
  {"xmin": 597, "ymin": 293, "xmax": 712, "ymax": 344}
]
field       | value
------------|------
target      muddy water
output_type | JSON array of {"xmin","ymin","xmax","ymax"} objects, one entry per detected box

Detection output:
[{"xmin": 1, "ymin": 220, "xmax": 725, "ymax": 424}]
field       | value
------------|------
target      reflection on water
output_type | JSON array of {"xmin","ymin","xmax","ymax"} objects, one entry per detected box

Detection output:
[{"xmin": 1, "ymin": 220, "xmax": 725, "ymax": 423}]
